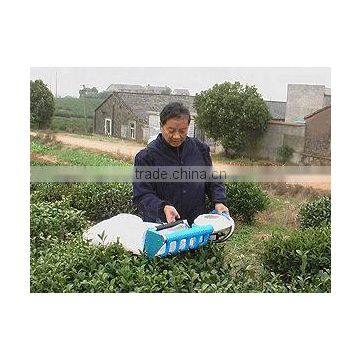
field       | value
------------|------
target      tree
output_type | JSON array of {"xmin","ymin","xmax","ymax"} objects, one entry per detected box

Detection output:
[
  {"xmin": 194, "ymin": 82, "xmax": 271, "ymax": 155},
  {"xmin": 30, "ymin": 79, "xmax": 55, "ymax": 129}
]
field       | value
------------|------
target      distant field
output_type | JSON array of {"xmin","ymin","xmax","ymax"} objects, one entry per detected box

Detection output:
[
  {"xmin": 54, "ymin": 96, "xmax": 103, "ymax": 119},
  {"xmin": 51, "ymin": 96, "xmax": 103, "ymax": 135},
  {"xmin": 50, "ymin": 116, "xmax": 94, "ymax": 134}
]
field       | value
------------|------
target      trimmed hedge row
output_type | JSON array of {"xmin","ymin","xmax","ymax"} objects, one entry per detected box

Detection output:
[
  {"xmin": 29, "ymin": 184, "xmax": 331, "ymax": 293},
  {"xmin": 31, "ymin": 182, "xmax": 269, "ymax": 224},
  {"xmin": 29, "ymin": 182, "xmax": 270, "ymax": 293},
  {"xmin": 30, "ymin": 240, "xmax": 248, "ymax": 293}
]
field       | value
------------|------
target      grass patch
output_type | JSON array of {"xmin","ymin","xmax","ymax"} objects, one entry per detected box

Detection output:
[
  {"xmin": 30, "ymin": 139, "xmax": 130, "ymax": 166},
  {"xmin": 212, "ymin": 153, "xmax": 280, "ymax": 166},
  {"xmin": 261, "ymin": 182, "xmax": 330, "ymax": 200}
]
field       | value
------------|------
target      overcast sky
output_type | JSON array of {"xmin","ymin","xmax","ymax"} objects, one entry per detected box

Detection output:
[{"xmin": 30, "ymin": 67, "xmax": 330, "ymax": 101}]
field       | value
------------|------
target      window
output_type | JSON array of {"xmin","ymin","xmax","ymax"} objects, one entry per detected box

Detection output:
[{"xmin": 130, "ymin": 122, "xmax": 135, "ymax": 140}]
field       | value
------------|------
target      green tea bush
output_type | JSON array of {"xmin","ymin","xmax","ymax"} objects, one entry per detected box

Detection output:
[
  {"xmin": 298, "ymin": 196, "xmax": 331, "ymax": 229},
  {"xmin": 30, "ymin": 183, "xmax": 75, "ymax": 203},
  {"xmin": 31, "ymin": 240, "xmax": 247, "ymax": 293},
  {"xmin": 262, "ymin": 269, "xmax": 331, "ymax": 293},
  {"xmin": 225, "ymin": 182, "xmax": 270, "ymax": 224},
  {"xmin": 31, "ymin": 182, "xmax": 269, "ymax": 224},
  {"xmin": 30, "ymin": 200, "xmax": 89, "ymax": 247},
  {"xmin": 262, "ymin": 226, "xmax": 331, "ymax": 292},
  {"xmin": 276, "ymin": 145, "xmax": 294, "ymax": 164},
  {"xmin": 30, "ymin": 183, "xmax": 136, "ymax": 222},
  {"xmin": 68, "ymin": 183, "xmax": 137, "ymax": 222}
]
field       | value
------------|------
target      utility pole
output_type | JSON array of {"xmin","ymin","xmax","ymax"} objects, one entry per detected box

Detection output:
[
  {"xmin": 55, "ymin": 71, "xmax": 58, "ymax": 98},
  {"xmin": 82, "ymin": 84, "xmax": 87, "ymax": 133}
]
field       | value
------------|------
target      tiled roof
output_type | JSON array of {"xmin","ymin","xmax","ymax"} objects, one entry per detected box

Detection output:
[
  {"xmin": 106, "ymin": 84, "xmax": 144, "ymax": 92},
  {"xmin": 304, "ymin": 105, "xmax": 331, "ymax": 119},
  {"xmin": 114, "ymin": 92, "xmax": 196, "ymax": 123},
  {"xmin": 173, "ymin": 88, "xmax": 190, "ymax": 95},
  {"xmin": 106, "ymin": 84, "xmax": 171, "ymax": 94},
  {"xmin": 98, "ymin": 91, "xmax": 286, "ymax": 122}
]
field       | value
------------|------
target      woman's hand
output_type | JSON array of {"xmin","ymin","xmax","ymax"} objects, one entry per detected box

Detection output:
[
  {"xmin": 163, "ymin": 205, "xmax": 180, "ymax": 223},
  {"xmin": 215, "ymin": 203, "xmax": 229, "ymax": 214}
]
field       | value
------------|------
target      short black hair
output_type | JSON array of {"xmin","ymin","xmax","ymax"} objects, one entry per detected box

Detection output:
[{"xmin": 160, "ymin": 102, "xmax": 191, "ymax": 126}]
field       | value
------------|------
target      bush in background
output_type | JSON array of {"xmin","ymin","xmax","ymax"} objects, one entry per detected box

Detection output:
[
  {"xmin": 30, "ymin": 80, "xmax": 55, "ymax": 129},
  {"xmin": 225, "ymin": 182, "xmax": 270, "ymax": 224},
  {"xmin": 276, "ymin": 145, "xmax": 294, "ymax": 164},
  {"xmin": 298, "ymin": 196, "xmax": 331, "ymax": 229},
  {"xmin": 194, "ymin": 82, "xmax": 271, "ymax": 155}
]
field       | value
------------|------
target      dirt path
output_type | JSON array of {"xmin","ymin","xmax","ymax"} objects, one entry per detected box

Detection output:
[
  {"xmin": 31, "ymin": 131, "xmax": 330, "ymax": 191},
  {"xmin": 48, "ymin": 132, "xmax": 144, "ymax": 158}
]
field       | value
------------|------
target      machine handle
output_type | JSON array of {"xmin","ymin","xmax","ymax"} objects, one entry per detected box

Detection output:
[
  {"xmin": 211, "ymin": 209, "xmax": 230, "ymax": 219},
  {"xmin": 155, "ymin": 219, "xmax": 185, "ymax": 231}
]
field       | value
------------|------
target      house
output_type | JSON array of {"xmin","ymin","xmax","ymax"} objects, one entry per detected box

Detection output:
[
  {"xmin": 93, "ymin": 90, "xmax": 287, "ymax": 143},
  {"xmin": 285, "ymin": 84, "xmax": 331, "ymax": 123},
  {"xmin": 106, "ymin": 84, "xmax": 145, "ymax": 93},
  {"xmin": 173, "ymin": 88, "xmax": 190, "ymax": 96},
  {"xmin": 93, "ymin": 92, "xmax": 196, "ymax": 143},
  {"xmin": 246, "ymin": 85, "xmax": 331, "ymax": 163},
  {"xmin": 265, "ymin": 100, "xmax": 286, "ymax": 121},
  {"xmin": 301, "ymin": 106, "xmax": 331, "ymax": 165},
  {"xmin": 94, "ymin": 83, "xmax": 331, "ymax": 164}
]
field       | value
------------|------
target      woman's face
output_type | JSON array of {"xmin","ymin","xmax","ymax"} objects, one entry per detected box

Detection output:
[{"xmin": 161, "ymin": 116, "xmax": 189, "ymax": 147}]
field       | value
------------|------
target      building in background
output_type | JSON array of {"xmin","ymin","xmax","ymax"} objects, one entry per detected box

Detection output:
[
  {"xmin": 173, "ymin": 88, "xmax": 190, "ymax": 96},
  {"xmin": 106, "ymin": 84, "xmax": 177, "ymax": 95},
  {"xmin": 94, "ymin": 92, "xmax": 195, "ymax": 143},
  {"xmin": 301, "ymin": 106, "xmax": 331, "ymax": 165},
  {"xmin": 241, "ymin": 84, "xmax": 331, "ymax": 163},
  {"xmin": 94, "ymin": 83, "xmax": 331, "ymax": 164},
  {"xmin": 285, "ymin": 84, "xmax": 331, "ymax": 123}
]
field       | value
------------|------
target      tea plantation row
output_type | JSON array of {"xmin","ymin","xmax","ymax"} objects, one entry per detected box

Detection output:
[{"xmin": 30, "ymin": 182, "xmax": 331, "ymax": 292}]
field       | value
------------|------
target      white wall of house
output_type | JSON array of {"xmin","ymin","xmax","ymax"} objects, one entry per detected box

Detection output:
[
  {"xmin": 149, "ymin": 114, "xmax": 160, "ymax": 138},
  {"xmin": 188, "ymin": 118, "xmax": 195, "ymax": 137}
]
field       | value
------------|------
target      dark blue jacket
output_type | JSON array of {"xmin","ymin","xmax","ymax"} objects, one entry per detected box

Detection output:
[{"xmin": 132, "ymin": 134, "xmax": 227, "ymax": 224}]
